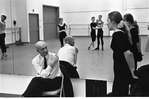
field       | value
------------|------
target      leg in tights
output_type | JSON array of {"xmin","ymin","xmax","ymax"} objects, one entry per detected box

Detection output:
[
  {"xmin": 62, "ymin": 32, "xmax": 67, "ymax": 44},
  {"xmin": 59, "ymin": 32, "xmax": 67, "ymax": 47},
  {"xmin": 97, "ymin": 31, "xmax": 100, "ymax": 49},
  {"xmin": 100, "ymin": 33, "xmax": 104, "ymax": 50},
  {"xmin": 59, "ymin": 33, "xmax": 64, "ymax": 47},
  {"xmin": 0, "ymin": 33, "xmax": 7, "ymax": 54},
  {"xmin": 96, "ymin": 30, "xmax": 103, "ymax": 50}
]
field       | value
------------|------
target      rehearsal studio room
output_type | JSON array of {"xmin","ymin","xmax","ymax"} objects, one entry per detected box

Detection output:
[{"xmin": 0, "ymin": 0, "xmax": 149, "ymax": 97}]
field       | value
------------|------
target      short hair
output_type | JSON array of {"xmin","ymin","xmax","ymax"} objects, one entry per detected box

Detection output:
[
  {"xmin": 91, "ymin": 16, "xmax": 95, "ymax": 20},
  {"xmin": 35, "ymin": 41, "xmax": 47, "ymax": 50},
  {"xmin": 99, "ymin": 15, "xmax": 102, "ymax": 18},
  {"xmin": 64, "ymin": 36, "xmax": 74, "ymax": 43},
  {"xmin": 108, "ymin": 11, "xmax": 122, "ymax": 24},
  {"xmin": 59, "ymin": 18, "xmax": 63, "ymax": 21},
  {"xmin": 1, "ymin": 15, "xmax": 7, "ymax": 20}
]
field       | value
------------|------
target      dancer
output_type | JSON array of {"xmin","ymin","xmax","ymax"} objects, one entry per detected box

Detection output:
[
  {"xmin": 94, "ymin": 15, "xmax": 104, "ymax": 50},
  {"xmin": 57, "ymin": 18, "xmax": 67, "ymax": 47},
  {"xmin": 107, "ymin": 11, "xmax": 135, "ymax": 96},
  {"xmin": 124, "ymin": 14, "xmax": 142, "ymax": 72},
  {"xmin": 145, "ymin": 23, "xmax": 149, "ymax": 52},
  {"xmin": 88, "ymin": 16, "xmax": 97, "ymax": 50},
  {"xmin": 0, "ymin": 15, "xmax": 7, "ymax": 59}
]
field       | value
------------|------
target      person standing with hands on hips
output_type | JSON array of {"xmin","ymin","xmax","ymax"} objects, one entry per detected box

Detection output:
[
  {"xmin": 0, "ymin": 15, "xmax": 7, "ymax": 59},
  {"xmin": 57, "ymin": 18, "xmax": 67, "ymax": 47}
]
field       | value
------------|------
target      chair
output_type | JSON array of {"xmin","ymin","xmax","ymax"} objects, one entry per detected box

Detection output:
[{"xmin": 42, "ymin": 74, "xmax": 64, "ymax": 97}]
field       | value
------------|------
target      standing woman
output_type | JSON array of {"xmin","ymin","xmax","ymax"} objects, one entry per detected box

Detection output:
[
  {"xmin": 88, "ymin": 16, "xmax": 97, "ymax": 50},
  {"xmin": 0, "ymin": 15, "xmax": 7, "ymax": 59},
  {"xmin": 57, "ymin": 18, "xmax": 67, "ymax": 47},
  {"xmin": 107, "ymin": 11, "xmax": 134, "ymax": 96},
  {"xmin": 145, "ymin": 23, "xmax": 149, "ymax": 52},
  {"xmin": 124, "ymin": 14, "xmax": 142, "ymax": 72},
  {"xmin": 95, "ymin": 15, "xmax": 104, "ymax": 50}
]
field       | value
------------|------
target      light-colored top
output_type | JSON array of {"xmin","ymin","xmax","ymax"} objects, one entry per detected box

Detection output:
[
  {"xmin": 32, "ymin": 52, "xmax": 62, "ymax": 79},
  {"xmin": 0, "ymin": 21, "xmax": 6, "ymax": 34},
  {"xmin": 58, "ymin": 44, "xmax": 78, "ymax": 67},
  {"xmin": 96, "ymin": 19, "xmax": 104, "ymax": 29}
]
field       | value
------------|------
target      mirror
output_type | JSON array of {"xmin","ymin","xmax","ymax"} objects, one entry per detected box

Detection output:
[
  {"xmin": 0, "ymin": 0, "xmax": 149, "ymax": 82},
  {"xmin": 0, "ymin": 0, "xmax": 14, "ymax": 74}
]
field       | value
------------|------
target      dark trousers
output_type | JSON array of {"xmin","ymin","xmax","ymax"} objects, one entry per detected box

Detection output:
[
  {"xmin": 0, "ymin": 33, "xmax": 7, "ymax": 54},
  {"xmin": 134, "ymin": 59, "xmax": 137, "ymax": 71},
  {"xmin": 59, "ymin": 32, "xmax": 67, "ymax": 47},
  {"xmin": 60, "ymin": 64, "xmax": 74, "ymax": 97},
  {"xmin": 22, "ymin": 77, "xmax": 62, "ymax": 97},
  {"xmin": 97, "ymin": 29, "xmax": 104, "ymax": 48},
  {"xmin": 60, "ymin": 61, "xmax": 80, "ymax": 78}
]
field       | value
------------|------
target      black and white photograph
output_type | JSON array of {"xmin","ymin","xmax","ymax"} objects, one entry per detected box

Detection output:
[{"xmin": 0, "ymin": 0, "xmax": 149, "ymax": 97}]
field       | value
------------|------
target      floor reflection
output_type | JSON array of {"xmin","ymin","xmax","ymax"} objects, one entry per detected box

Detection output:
[{"xmin": 0, "ymin": 36, "xmax": 149, "ymax": 82}]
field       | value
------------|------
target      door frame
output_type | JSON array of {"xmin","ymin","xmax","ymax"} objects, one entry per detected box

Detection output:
[
  {"xmin": 29, "ymin": 13, "xmax": 40, "ymax": 43},
  {"xmin": 43, "ymin": 5, "xmax": 59, "ymax": 38}
]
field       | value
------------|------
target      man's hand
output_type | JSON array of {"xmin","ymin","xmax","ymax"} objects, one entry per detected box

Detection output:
[
  {"xmin": 40, "ymin": 70, "xmax": 49, "ymax": 78},
  {"xmin": 49, "ymin": 55, "xmax": 59, "ymax": 68}
]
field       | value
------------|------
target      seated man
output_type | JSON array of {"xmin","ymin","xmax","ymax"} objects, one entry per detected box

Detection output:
[
  {"xmin": 58, "ymin": 36, "xmax": 79, "ymax": 78},
  {"xmin": 22, "ymin": 41, "xmax": 62, "ymax": 97}
]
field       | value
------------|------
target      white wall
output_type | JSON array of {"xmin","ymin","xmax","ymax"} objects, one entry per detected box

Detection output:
[
  {"xmin": 61, "ymin": 0, "xmax": 149, "ymax": 36},
  {"xmin": 125, "ymin": 0, "xmax": 149, "ymax": 35},
  {"xmin": 1, "ymin": 0, "xmax": 149, "ymax": 44},
  {"xmin": 0, "ymin": 0, "xmax": 12, "ymax": 44},
  {"xmin": 0, "ymin": 0, "xmax": 27, "ymax": 44},
  {"xmin": 0, "ymin": 0, "xmax": 61, "ymax": 44},
  {"xmin": 0, "ymin": 0, "xmax": 12, "ymax": 28},
  {"xmin": 61, "ymin": 0, "xmax": 123, "ymax": 36},
  {"xmin": 26, "ymin": 0, "xmax": 61, "ymax": 41}
]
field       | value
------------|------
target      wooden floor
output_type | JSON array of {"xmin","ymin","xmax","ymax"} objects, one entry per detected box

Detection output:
[{"xmin": 0, "ymin": 36, "xmax": 149, "ymax": 97}]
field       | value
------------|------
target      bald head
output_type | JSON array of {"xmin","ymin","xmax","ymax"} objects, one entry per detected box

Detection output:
[
  {"xmin": 64, "ymin": 36, "xmax": 75, "ymax": 46},
  {"xmin": 35, "ymin": 41, "xmax": 48, "ymax": 57},
  {"xmin": 35, "ymin": 41, "xmax": 47, "ymax": 50}
]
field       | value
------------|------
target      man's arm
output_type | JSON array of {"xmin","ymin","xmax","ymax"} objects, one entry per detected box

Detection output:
[
  {"xmin": 73, "ymin": 47, "xmax": 78, "ymax": 65},
  {"xmin": 44, "ymin": 55, "xmax": 59, "ymax": 76},
  {"xmin": 0, "ymin": 21, "xmax": 5, "ymax": 27},
  {"xmin": 32, "ymin": 59, "xmax": 48, "ymax": 78},
  {"xmin": 124, "ymin": 50, "xmax": 137, "ymax": 78}
]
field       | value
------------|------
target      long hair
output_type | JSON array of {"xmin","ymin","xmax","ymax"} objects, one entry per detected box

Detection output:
[
  {"xmin": 118, "ymin": 20, "xmax": 133, "ymax": 45},
  {"xmin": 124, "ymin": 13, "xmax": 134, "ymax": 24}
]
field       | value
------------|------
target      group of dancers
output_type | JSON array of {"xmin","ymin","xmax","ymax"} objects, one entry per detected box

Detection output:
[
  {"xmin": 88, "ymin": 15, "xmax": 104, "ymax": 50},
  {"xmin": 57, "ymin": 12, "xmax": 149, "ymax": 96},
  {"xmin": 57, "ymin": 15, "xmax": 105, "ymax": 51}
]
